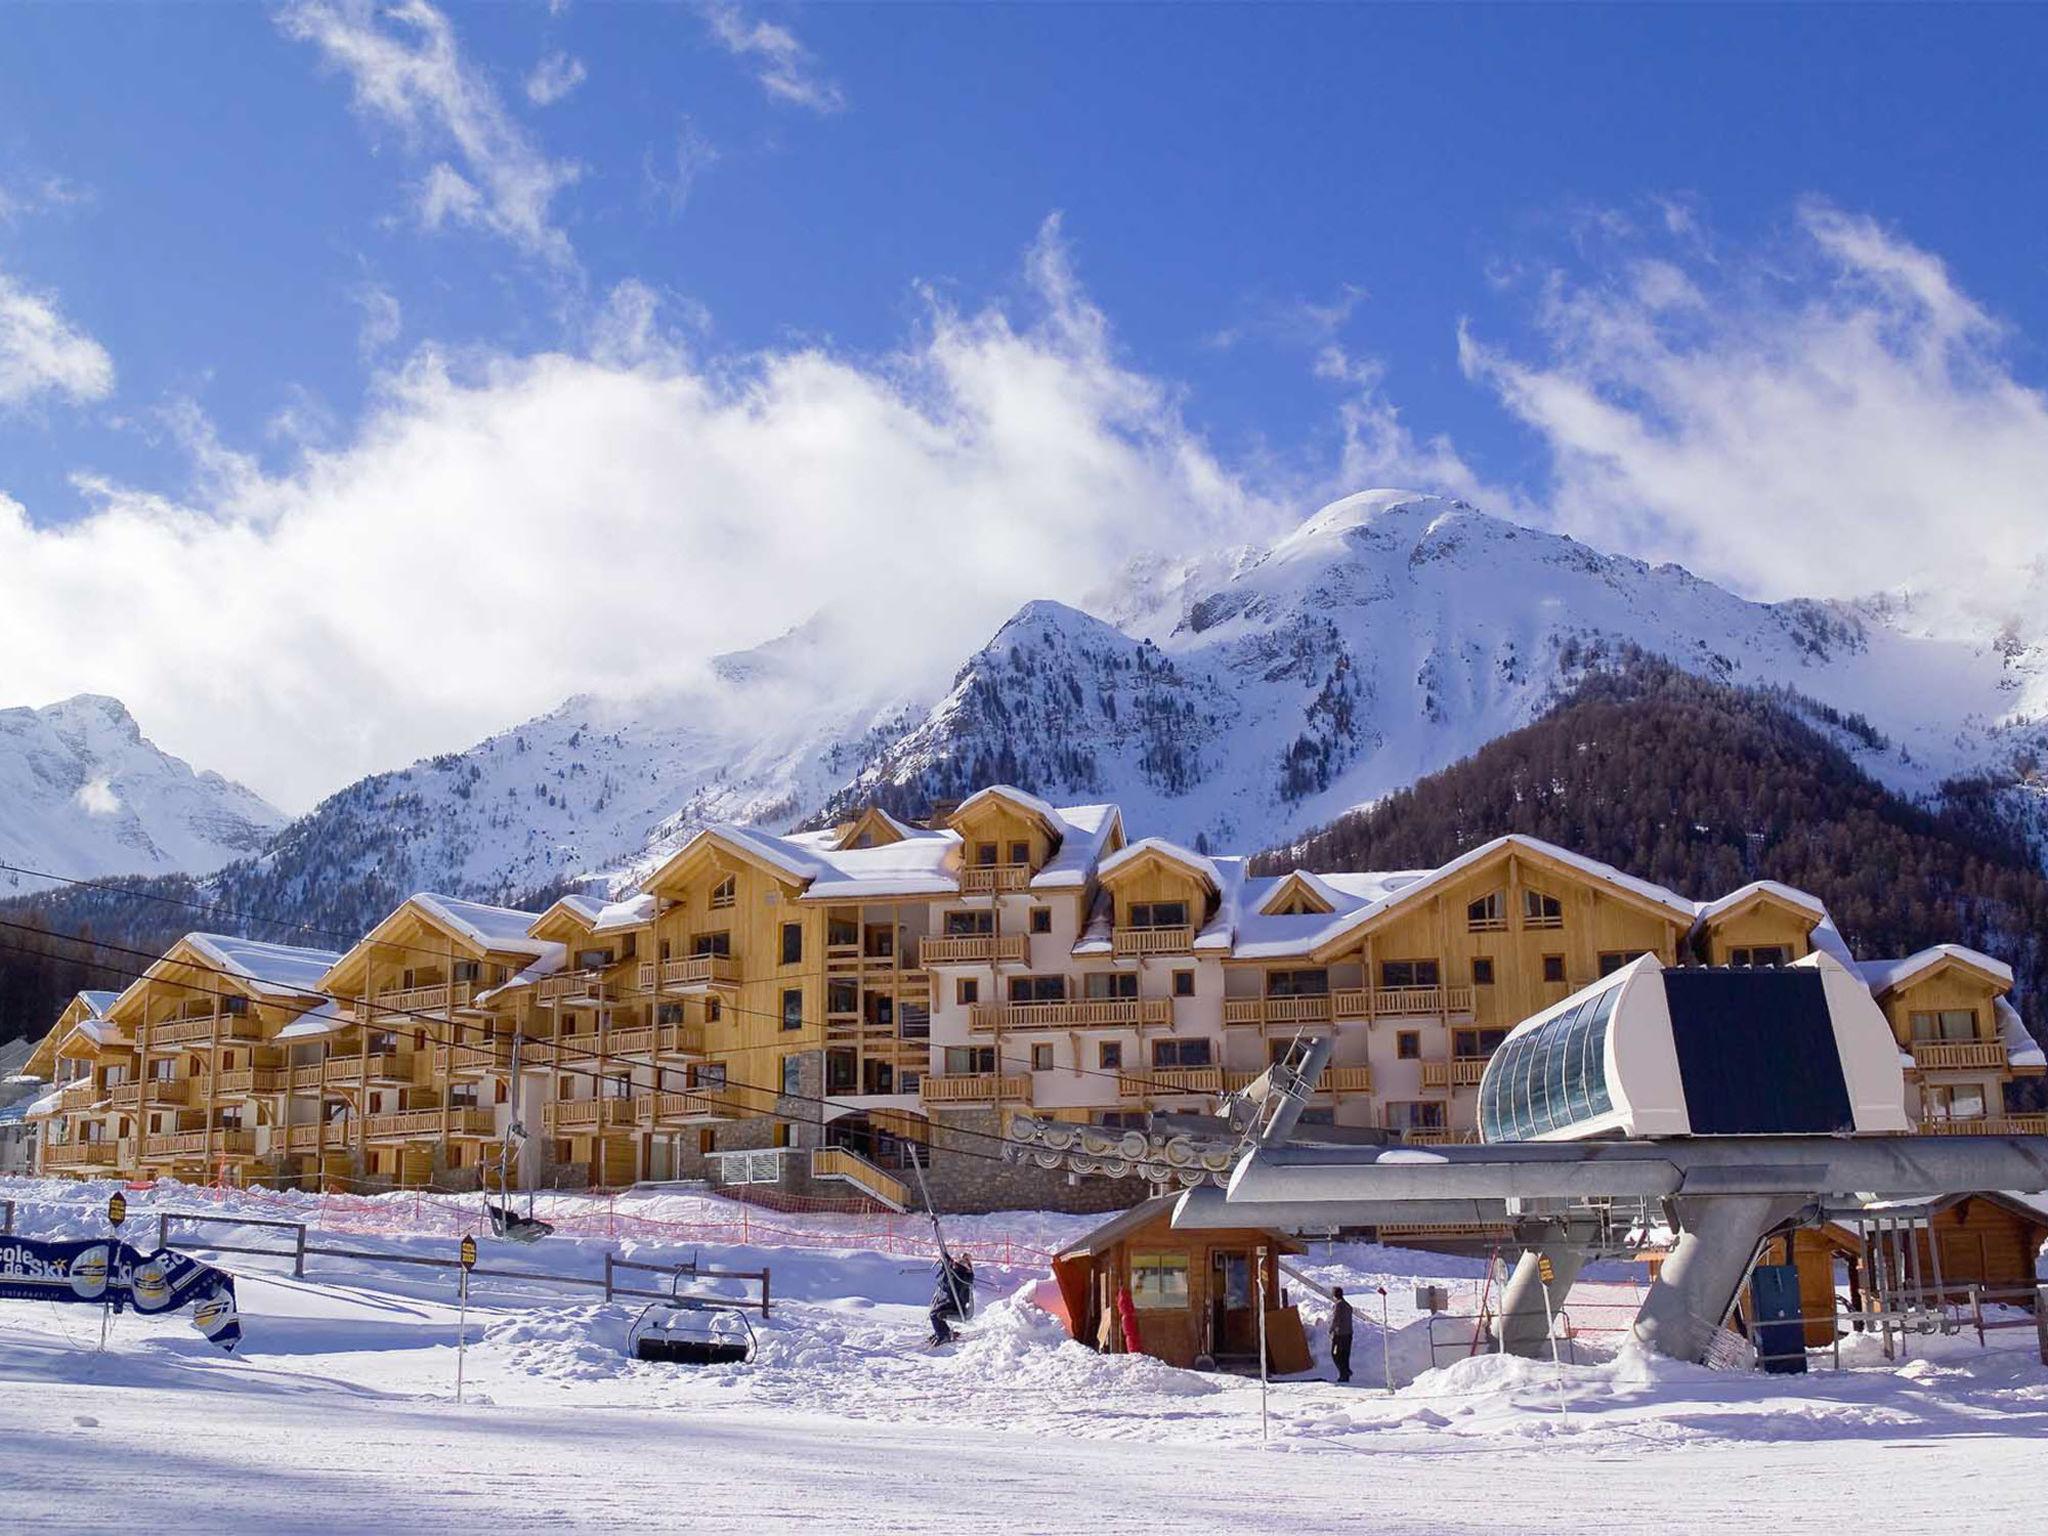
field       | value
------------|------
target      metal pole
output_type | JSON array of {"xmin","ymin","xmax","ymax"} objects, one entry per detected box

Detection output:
[
  {"xmin": 1378, "ymin": 1285, "xmax": 1393, "ymax": 1393},
  {"xmin": 455, "ymin": 1264, "xmax": 469, "ymax": 1404},
  {"xmin": 1256, "ymin": 1245, "xmax": 1270, "ymax": 1443},
  {"xmin": 1539, "ymin": 1263, "xmax": 1567, "ymax": 1427}
]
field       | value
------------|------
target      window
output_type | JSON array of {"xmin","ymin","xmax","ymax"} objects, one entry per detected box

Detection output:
[
  {"xmin": 1129, "ymin": 1251, "xmax": 1191, "ymax": 1310},
  {"xmin": 1598, "ymin": 951, "xmax": 1636, "ymax": 977},
  {"xmin": 657, "ymin": 1003, "xmax": 684, "ymax": 1026},
  {"xmin": 1009, "ymin": 841, "xmax": 1031, "ymax": 866},
  {"xmin": 1379, "ymin": 959, "xmax": 1441, "ymax": 990},
  {"xmin": 1126, "ymin": 901, "xmax": 1189, "ymax": 930},
  {"xmin": 944, "ymin": 909, "xmax": 994, "ymax": 937},
  {"xmin": 1085, "ymin": 972, "xmax": 1138, "ymax": 1000},
  {"xmin": 1265, "ymin": 969, "xmax": 1328, "ymax": 997},
  {"xmin": 1453, "ymin": 1027, "xmax": 1510, "ymax": 1059},
  {"xmin": 828, "ymin": 979, "xmax": 859, "ymax": 1014},
  {"xmin": 1029, "ymin": 907, "xmax": 1052, "ymax": 935},
  {"xmin": 1396, "ymin": 1030, "xmax": 1421, "ymax": 1060},
  {"xmin": 945, "ymin": 1046, "xmax": 997, "ymax": 1075},
  {"xmin": 780, "ymin": 989, "xmax": 804, "ymax": 1031},
  {"xmin": 1385, "ymin": 1100, "xmax": 1448, "ymax": 1131},
  {"xmin": 223, "ymin": 995, "xmax": 249, "ymax": 1017},
  {"xmin": 704, "ymin": 997, "xmax": 722, "ymax": 1024},
  {"xmin": 710, "ymin": 875, "xmax": 736, "ymax": 910},
  {"xmin": 1466, "ymin": 892, "xmax": 1506, "ymax": 932},
  {"xmin": 781, "ymin": 923, "xmax": 803, "ymax": 965},
  {"xmin": 1097, "ymin": 1042, "xmax": 1123, "ymax": 1070},
  {"xmin": 691, "ymin": 931, "xmax": 732, "ymax": 957},
  {"xmin": 699, "ymin": 1128, "xmax": 718, "ymax": 1156},
  {"xmin": 975, "ymin": 841, "xmax": 998, "ymax": 867},
  {"xmin": 1472, "ymin": 957, "xmax": 1495, "ymax": 986},
  {"xmin": 773, "ymin": 1123, "xmax": 792, "ymax": 1149},
  {"xmin": 1031, "ymin": 1043, "xmax": 1054, "ymax": 1071},
  {"xmin": 495, "ymin": 1079, "xmax": 509, "ymax": 1104},
  {"xmin": 781, "ymin": 1056, "xmax": 802, "ymax": 1097},
  {"xmin": 1152, "ymin": 1038, "xmax": 1213, "ymax": 1069},
  {"xmin": 1729, "ymin": 945, "xmax": 1789, "ymax": 968},
  {"xmin": 956, "ymin": 978, "xmax": 979, "ymax": 1007},
  {"xmin": 1909, "ymin": 1009, "xmax": 1980, "ymax": 1042},
  {"xmin": 692, "ymin": 1063, "xmax": 728, "ymax": 1091},
  {"xmin": 1923, "ymin": 1083, "xmax": 1987, "ymax": 1121},
  {"xmin": 1008, "ymin": 975, "xmax": 1068, "ymax": 1004},
  {"xmin": 1172, "ymin": 970, "xmax": 1196, "ymax": 998},
  {"xmin": 1522, "ymin": 889, "xmax": 1564, "ymax": 928},
  {"xmin": 1542, "ymin": 955, "xmax": 1566, "ymax": 984},
  {"xmin": 1477, "ymin": 984, "xmax": 1621, "ymax": 1141}
]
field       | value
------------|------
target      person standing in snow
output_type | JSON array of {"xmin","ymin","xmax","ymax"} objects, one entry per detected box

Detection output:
[
  {"xmin": 928, "ymin": 1251, "xmax": 975, "ymax": 1346},
  {"xmin": 1329, "ymin": 1284, "xmax": 1354, "ymax": 1384}
]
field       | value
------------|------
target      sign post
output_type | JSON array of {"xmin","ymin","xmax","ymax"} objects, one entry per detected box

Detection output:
[
  {"xmin": 1255, "ymin": 1245, "xmax": 1270, "ymax": 1444},
  {"xmin": 1537, "ymin": 1253, "xmax": 1568, "ymax": 1427},
  {"xmin": 99, "ymin": 1192, "xmax": 127, "ymax": 1352},
  {"xmin": 456, "ymin": 1233, "xmax": 477, "ymax": 1404}
]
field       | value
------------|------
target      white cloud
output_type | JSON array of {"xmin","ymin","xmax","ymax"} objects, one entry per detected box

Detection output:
[
  {"xmin": 355, "ymin": 283, "xmax": 403, "ymax": 358},
  {"xmin": 0, "ymin": 221, "xmax": 1282, "ymax": 812},
  {"xmin": 0, "ymin": 267, "xmax": 115, "ymax": 412},
  {"xmin": 699, "ymin": 2, "xmax": 845, "ymax": 114},
  {"xmin": 1461, "ymin": 201, "xmax": 2048, "ymax": 626},
  {"xmin": 644, "ymin": 120, "xmax": 719, "ymax": 220},
  {"xmin": 524, "ymin": 50, "xmax": 586, "ymax": 107},
  {"xmin": 279, "ymin": 0, "xmax": 580, "ymax": 266},
  {"xmin": 75, "ymin": 778, "xmax": 121, "ymax": 817}
]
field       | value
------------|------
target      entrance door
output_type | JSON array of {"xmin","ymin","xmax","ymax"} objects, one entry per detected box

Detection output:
[{"xmin": 1211, "ymin": 1250, "xmax": 1256, "ymax": 1356}]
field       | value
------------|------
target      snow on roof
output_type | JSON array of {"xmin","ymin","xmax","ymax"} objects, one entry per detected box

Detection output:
[
  {"xmin": 952, "ymin": 783, "xmax": 1059, "ymax": 828},
  {"xmin": 800, "ymin": 832, "xmax": 963, "ymax": 901},
  {"xmin": 1227, "ymin": 867, "xmax": 1435, "ymax": 959},
  {"xmin": 475, "ymin": 943, "xmax": 570, "ymax": 1006},
  {"xmin": 591, "ymin": 892, "xmax": 657, "ymax": 934},
  {"xmin": 78, "ymin": 990, "xmax": 121, "ymax": 1016},
  {"xmin": 1856, "ymin": 944, "xmax": 2015, "ymax": 996},
  {"xmin": 408, "ymin": 894, "xmax": 553, "ymax": 956},
  {"xmin": 534, "ymin": 893, "xmax": 609, "ymax": 932},
  {"xmin": 1994, "ymin": 997, "xmax": 2046, "ymax": 1071},
  {"xmin": 1692, "ymin": 880, "xmax": 1830, "ymax": 925},
  {"xmin": 1031, "ymin": 803, "xmax": 1121, "ymax": 890},
  {"xmin": 699, "ymin": 823, "xmax": 828, "ymax": 885},
  {"xmin": 182, "ymin": 933, "xmax": 344, "ymax": 999},
  {"xmin": 1096, "ymin": 836, "xmax": 1223, "ymax": 891},
  {"xmin": 273, "ymin": 1001, "xmax": 349, "ymax": 1039}
]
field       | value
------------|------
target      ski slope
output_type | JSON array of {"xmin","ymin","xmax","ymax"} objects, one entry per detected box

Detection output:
[{"xmin": 0, "ymin": 1178, "xmax": 2042, "ymax": 1533}]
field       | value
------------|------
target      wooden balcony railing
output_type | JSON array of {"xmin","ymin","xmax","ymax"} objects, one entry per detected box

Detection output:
[
  {"xmin": 810, "ymin": 1147, "xmax": 910, "ymax": 1210},
  {"xmin": 365, "ymin": 1107, "xmax": 495, "ymax": 1140},
  {"xmin": 1223, "ymin": 995, "xmax": 1334, "ymax": 1027},
  {"xmin": 968, "ymin": 999, "xmax": 1174, "ymax": 1034},
  {"xmin": 1222, "ymin": 1064, "xmax": 1373, "ymax": 1096},
  {"xmin": 45, "ymin": 1141, "xmax": 120, "ymax": 1168},
  {"xmin": 1363, "ymin": 986, "xmax": 1476, "ymax": 1018},
  {"xmin": 371, "ymin": 982, "xmax": 475, "ymax": 1018},
  {"xmin": 1448, "ymin": 1057, "xmax": 1491, "ymax": 1087},
  {"xmin": 138, "ymin": 1077, "xmax": 202, "ymax": 1107},
  {"xmin": 918, "ymin": 1074, "xmax": 1031, "ymax": 1105},
  {"xmin": 286, "ymin": 1122, "xmax": 351, "ymax": 1152},
  {"xmin": 445, "ymin": 1039, "xmax": 513, "ymax": 1073},
  {"xmin": 537, "ymin": 971, "xmax": 614, "ymax": 1007},
  {"xmin": 1118, "ymin": 1067, "xmax": 1223, "ymax": 1099},
  {"xmin": 921, "ymin": 934, "xmax": 1029, "ymax": 966},
  {"xmin": 1398, "ymin": 1128, "xmax": 1480, "ymax": 1146},
  {"xmin": 602, "ymin": 1023, "xmax": 706, "ymax": 1059},
  {"xmin": 1909, "ymin": 1041, "xmax": 2008, "ymax": 1072},
  {"xmin": 289, "ymin": 1063, "xmax": 326, "ymax": 1090},
  {"xmin": 542, "ymin": 1098, "xmax": 641, "ymax": 1133},
  {"xmin": 641, "ymin": 955, "xmax": 741, "ymax": 992},
  {"xmin": 960, "ymin": 864, "xmax": 1032, "ymax": 894},
  {"xmin": 632, "ymin": 1090, "xmax": 736, "ymax": 1125},
  {"xmin": 325, "ymin": 1053, "xmax": 406, "ymax": 1083},
  {"xmin": 1111, "ymin": 925, "xmax": 1195, "ymax": 957},
  {"xmin": 1917, "ymin": 1114, "xmax": 2048, "ymax": 1136},
  {"xmin": 216, "ymin": 1068, "xmax": 286, "ymax": 1095},
  {"xmin": 143, "ymin": 1129, "xmax": 256, "ymax": 1159},
  {"xmin": 149, "ymin": 1013, "xmax": 261, "ymax": 1047},
  {"xmin": 110, "ymin": 1082, "xmax": 143, "ymax": 1110},
  {"xmin": 59, "ymin": 1080, "xmax": 101, "ymax": 1109}
]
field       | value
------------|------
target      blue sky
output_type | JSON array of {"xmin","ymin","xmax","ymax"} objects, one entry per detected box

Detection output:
[{"xmin": 4, "ymin": 3, "xmax": 2047, "ymax": 808}]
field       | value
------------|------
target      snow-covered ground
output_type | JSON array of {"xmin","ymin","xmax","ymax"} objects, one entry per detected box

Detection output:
[{"xmin": 1, "ymin": 1177, "xmax": 2043, "ymax": 1532}]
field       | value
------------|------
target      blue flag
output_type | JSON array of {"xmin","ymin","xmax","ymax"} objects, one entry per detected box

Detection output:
[{"xmin": 0, "ymin": 1235, "xmax": 241, "ymax": 1351}]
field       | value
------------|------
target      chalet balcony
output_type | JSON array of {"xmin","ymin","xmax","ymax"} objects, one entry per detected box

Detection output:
[
  {"xmin": 324, "ymin": 1052, "xmax": 408, "ymax": 1084},
  {"xmin": 542, "ymin": 1098, "xmax": 642, "ymax": 1133},
  {"xmin": 918, "ymin": 1073, "xmax": 1031, "ymax": 1105},
  {"xmin": 1223, "ymin": 995, "xmax": 1334, "ymax": 1027},
  {"xmin": 1908, "ymin": 1041, "xmax": 2008, "ymax": 1072},
  {"xmin": 1917, "ymin": 1114, "xmax": 2048, "ymax": 1135},
  {"xmin": 1399, "ymin": 1128, "xmax": 1481, "ymax": 1146},
  {"xmin": 365, "ymin": 1107, "xmax": 496, "ymax": 1141},
  {"xmin": 45, "ymin": 1141, "xmax": 120, "ymax": 1169},
  {"xmin": 444, "ymin": 1039, "xmax": 513, "ymax": 1074},
  {"xmin": 288, "ymin": 1063, "xmax": 327, "ymax": 1090},
  {"xmin": 631, "ymin": 1090, "xmax": 736, "ymax": 1126},
  {"xmin": 922, "ymin": 934, "xmax": 1029, "ymax": 966},
  {"xmin": 968, "ymin": 999, "xmax": 1174, "ymax": 1034},
  {"xmin": 149, "ymin": 1012, "xmax": 262, "ymax": 1047},
  {"xmin": 138, "ymin": 1077, "xmax": 204, "ymax": 1107},
  {"xmin": 59, "ymin": 1080, "xmax": 101, "ymax": 1110},
  {"xmin": 1222, "ymin": 1064, "xmax": 1373, "ymax": 1096},
  {"xmin": 1111, "ymin": 925, "xmax": 1194, "ymax": 958},
  {"xmin": 1118, "ymin": 1067, "xmax": 1223, "ymax": 1098},
  {"xmin": 960, "ymin": 864, "xmax": 1031, "ymax": 894},
  {"xmin": 370, "ymin": 981, "xmax": 475, "ymax": 1019},
  {"xmin": 216, "ymin": 1067, "xmax": 287, "ymax": 1096},
  {"xmin": 285, "ymin": 1122, "xmax": 352, "ymax": 1152},
  {"xmin": 640, "ymin": 955, "xmax": 741, "ymax": 994},
  {"xmin": 536, "ymin": 971, "xmax": 617, "ymax": 1008},
  {"xmin": 1422, "ymin": 1057, "xmax": 1493, "ymax": 1090},
  {"xmin": 603, "ymin": 1022, "xmax": 705, "ymax": 1059},
  {"xmin": 142, "ymin": 1129, "xmax": 256, "ymax": 1160},
  {"xmin": 109, "ymin": 1082, "xmax": 143, "ymax": 1111},
  {"xmin": 1330, "ymin": 985, "xmax": 1476, "ymax": 1020}
]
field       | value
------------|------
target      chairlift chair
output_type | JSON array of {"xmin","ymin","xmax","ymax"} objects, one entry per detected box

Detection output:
[
  {"xmin": 486, "ymin": 1121, "xmax": 554, "ymax": 1243},
  {"xmin": 627, "ymin": 1296, "xmax": 758, "ymax": 1366}
]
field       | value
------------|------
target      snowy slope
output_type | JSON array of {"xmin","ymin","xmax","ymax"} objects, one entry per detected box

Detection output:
[
  {"xmin": 830, "ymin": 492, "xmax": 2048, "ymax": 851},
  {"xmin": 0, "ymin": 695, "xmax": 284, "ymax": 892}
]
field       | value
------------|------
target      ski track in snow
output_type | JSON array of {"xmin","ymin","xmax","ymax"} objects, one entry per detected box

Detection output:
[{"xmin": 0, "ymin": 1177, "xmax": 2043, "ymax": 1532}]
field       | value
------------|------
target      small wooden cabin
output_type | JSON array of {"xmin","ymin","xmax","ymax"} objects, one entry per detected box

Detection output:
[
  {"xmin": 1877, "ymin": 1194, "xmax": 2048, "ymax": 1304},
  {"xmin": 1050, "ymin": 1197, "xmax": 1311, "ymax": 1372}
]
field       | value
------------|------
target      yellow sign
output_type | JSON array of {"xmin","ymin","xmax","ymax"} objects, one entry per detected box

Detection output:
[
  {"xmin": 459, "ymin": 1234, "xmax": 478, "ymax": 1270},
  {"xmin": 1537, "ymin": 1254, "xmax": 1555, "ymax": 1285},
  {"xmin": 107, "ymin": 1192, "xmax": 127, "ymax": 1228}
]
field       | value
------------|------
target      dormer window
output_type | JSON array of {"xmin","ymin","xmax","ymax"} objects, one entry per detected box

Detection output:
[
  {"xmin": 1008, "ymin": 840, "xmax": 1030, "ymax": 866},
  {"xmin": 1466, "ymin": 892, "xmax": 1506, "ymax": 932},
  {"xmin": 975, "ymin": 842, "xmax": 998, "ymax": 867},
  {"xmin": 710, "ymin": 875, "xmax": 736, "ymax": 910},
  {"xmin": 1522, "ymin": 890, "xmax": 1563, "ymax": 929},
  {"xmin": 1126, "ymin": 901, "xmax": 1188, "ymax": 930}
]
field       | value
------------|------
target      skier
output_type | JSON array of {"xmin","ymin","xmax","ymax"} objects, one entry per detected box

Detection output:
[
  {"xmin": 927, "ymin": 1250, "xmax": 976, "ymax": 1346},
  {"xmin": 1330, "ymin": 1284, "xmax": 1354, "ymax": 1384}
]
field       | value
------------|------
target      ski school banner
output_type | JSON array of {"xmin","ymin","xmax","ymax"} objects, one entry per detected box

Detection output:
[{"xmin": 0, "ymin": 1236, "xmax": 241, "ymax": 1351}]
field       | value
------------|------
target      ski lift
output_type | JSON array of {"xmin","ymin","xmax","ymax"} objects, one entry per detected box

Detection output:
[
  {"xmin": 627, "ymin": 1296, "xmax": 758, "ymax": 1366},
  {"xmin": 486, "ymin": 1118, "xmax": 554, "ymax": 1244}
]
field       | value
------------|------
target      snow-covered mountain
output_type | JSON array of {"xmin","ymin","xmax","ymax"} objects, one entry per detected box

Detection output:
[{"xmin": 0, "ymin": 695, "xmax": 284, "ymax": 892}]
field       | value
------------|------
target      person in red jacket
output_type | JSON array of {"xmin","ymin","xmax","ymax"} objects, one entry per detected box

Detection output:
[{"xmin": 1115, "ymin": 1282, "xmax": 1142, "ymax": 1354}]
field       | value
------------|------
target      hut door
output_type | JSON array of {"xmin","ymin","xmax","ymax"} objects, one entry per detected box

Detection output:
[
  {"xmin": 1938, "ymin": 1231, "xmax": 1988, "ymax": 1291},
  {"xmin": 1212, "ymin": 1250, "xmax": 1256, "ymax": 1356}
]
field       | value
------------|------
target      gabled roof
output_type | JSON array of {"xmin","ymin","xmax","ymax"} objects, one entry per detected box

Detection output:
[
  {"xmin": 528, "ymin": 893, "xmax": 609, "ymax": 943},
  {"xmin": 1030, "ymin": 803, "xmax": 1123, "ymax": 890},
  {"xmin": 1053, "ymin": 1194, "xmax": 1305, "ymax": 1260},
  {"xmin": 830, "ymin": 805, "xmax": 925, "ymax": 850},
  {"xmin": 320, "ymin": 894, "xmax": 549, "ymax": 993},
  {"xmin": 106, "ymin": 934, "xmax": 342, "ymax": 1022},
  {"xmin": 947, "ymin": 784, "xmax": 1064, "ymax": 843},
  {"xmin": 1095, "ymin": 836, "xmax": 1223, "ymax": 893},
  {"xmin": 1691, "ymin": 880, "xmax": 1830, "ymax": 931},
  {"xmin": 1856, "ymin": 944, "xmax": 2015, "ymax": 997},
  {"xmin": 1256, "ymin": 871, "xmax": 1339, "ymax": 916}
]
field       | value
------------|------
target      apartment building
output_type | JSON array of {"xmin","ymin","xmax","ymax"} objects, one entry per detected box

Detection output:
[{"xmin": 20, "ymin": 786, "xmax": 2045, "ymax": 1209}]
